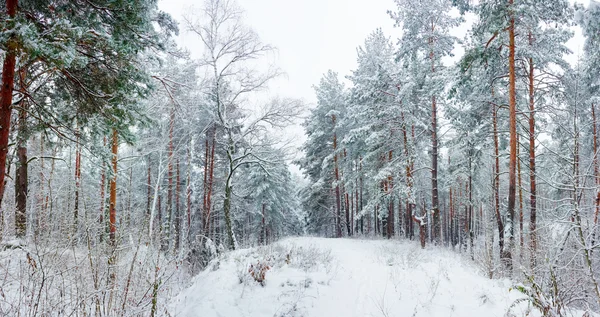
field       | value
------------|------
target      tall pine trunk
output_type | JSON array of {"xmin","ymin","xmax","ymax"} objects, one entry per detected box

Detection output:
[
  {"xmin": 468, "ymin": 156, "xmax": 474, "ymax": 260},
  {"xmin": 99, "ymin": 137, "xmax": 106, "ymax": 242},
  {"xmin": 401, "ymin": 112, "xmax": 415, "ymax": 240},
  {"xmin": 431, "ymin": 95, "xmax": 440, "ymax": 244},
  {"xmin": 0, "ymin": 0, "xmax": 18, "ymax": 224},
  {"xmin": 332, "ymin": 114, "xmax": 342, "ymax": 238},
  {"xmin": 387, "ymin": 150, "xmax": 394, "ymax": 238},
  {"xmin": 505, "ymin": 0, "xmax": 517, "ymax": 271},
  {"xmin": 175, "ymin": 158, "xmax": 181, "ymax": 251},
  {"xmin": 147, "ymin": 158, "xmax": 152, "ymax": 217},
  {"xmin": 430, "ymin": 29, "xmax": 440, "ymax": 244},
  {"xmin": 186, "ymin": 147, "xmax": 192, "ymax": 243},
  {"xmin": 528, "ymin": 31, "xmax": 538, "ymax": 269},
  {"xmin": 15, "ymin": 95, "xmax": 28, "ymax": 238},
  {"xmin": 37, "ymin": 135, "xmax": 45, "ymax": 237},
  {"xmin": 165, "ymin": 107, "xmax": 174, "ymax": 250},
  {"xmin": 492, "ymin": 97, "xmax": 505, "ymax": 260},
  {"xmin": 109, "ymin": 129, "xmax": 118, "ymax": 246},
  {"xmin": 517, "ymin": 133, "xmax": 524, "ymax": 261},
  {"xmin": 74, "ymin": 128, "xmax": 82, "ymax": 236}
]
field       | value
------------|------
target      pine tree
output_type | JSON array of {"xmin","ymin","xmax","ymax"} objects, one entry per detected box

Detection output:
[{"xmin": 390, "ymin": 0, "xmax": 461, "ymax": 245}]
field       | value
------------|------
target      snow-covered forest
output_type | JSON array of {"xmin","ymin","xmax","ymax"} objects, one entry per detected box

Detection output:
[{"xmin": 1, "ymin": 0, "xmax": 600, "ymax": 316}]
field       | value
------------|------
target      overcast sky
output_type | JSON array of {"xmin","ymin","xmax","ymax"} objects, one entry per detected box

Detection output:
[
  {"xmin": 157, "ymin": 0, "xmax": 405, "ymax": 175},
  {"xmin": 157, "ymin": 0, "xmax": 590, "ymax": 176}
]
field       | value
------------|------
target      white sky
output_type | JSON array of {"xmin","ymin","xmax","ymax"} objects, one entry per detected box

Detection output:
[
  {"xmin": 157, "ymin": 0, "xmax": 590, "ymax": 176},
  {"xmin": 157, "ymin": 0, "xmax": 401, "ymax": 175}
]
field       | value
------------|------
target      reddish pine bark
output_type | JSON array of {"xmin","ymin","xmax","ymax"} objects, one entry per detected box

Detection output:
[
  {"xmin": 0, "ymin": 0, "xmax": 18, "ymax": 212},
  {"xmin": 345, "ymin": 192, "xmax": 350, "ymax": 236},
  {"xmin": 202, "ymin": 133, "xmax": 209, "ymax": 231}
]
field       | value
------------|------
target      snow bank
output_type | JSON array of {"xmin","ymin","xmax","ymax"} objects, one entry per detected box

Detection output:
[{"xmin": 171, "ymin": 237, "xmax": 590, "ymax": 317}]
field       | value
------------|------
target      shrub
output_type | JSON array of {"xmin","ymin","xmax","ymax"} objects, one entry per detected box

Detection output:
[{"xmin": 248, "ymin": 260, "xmax": 271, "ymax": 286}]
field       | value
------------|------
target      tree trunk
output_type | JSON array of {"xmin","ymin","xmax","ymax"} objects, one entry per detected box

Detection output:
[
  {"xmin": 157, "ymin": 187, "xmax": 162, "ymax": 237},
  {"xmin": 147, "ymin": 158, "xmax": 152, "ymax": 217},
  {"xmin": 74, "ymin": 128, "xmax": 82, "ymax": 236},
  {"xmin": 202, "ymin": 133, "xmax": 209, "ymax": 233},
  {"xmin": 492, "ymin": 91, "xmax": 505, "ymax": 264},
  {"xmin": 165, "ymin": 107, "xmax": 174, "ymax": 250},
  {"xmin": 0, "ymin": 0, "xmax": 18, "ymax": 218},
  {"xmin": 413, "ymin": 212, "xmax": 426, "ymax": 249},
  {"xmin": 468, "ymin": 156, "xmax": 474, "ymax": 260},
  {"xmin": 15, "ymin": 97, "xmax": 27, "ymax": 238},
  {"xmin": 332, "ymin": 114, "xmax": 342, "ymax": 238},
  {"xmin": 345, "ymin": 192, "xmax": 350, "ymax": 236},
  {"xmin": 505, "ymin": 0, "xmax": 517, "ymax": 271},
  {"xmin": 388, "ymin": 150, "xmax": 394, "ymax": 238},
  {"xmin": 261, "ymin": 202, "xmax": 266, "ymax": 245},
  {"xmin": 431, "ymin": 95, "xmax": 440, "ymax": 244},
  {"xmin": 528, "ymin": 32, "xmax": 538, "ymax": 269},
  {"xmin": 351, "ymin": 191, "xmax": 355, "ymax": 236},
  {"xmin": 175, "ymin": 158, "xmax": 181, "ymax": 251},
  {"xmin": 203, "ymin": 127, "xmax": 216, "ymax": 237},
  {"xmin": 401, "ymin": 112, "xmax": 415, "ymax": 240},
  {"xmin": 37, "ymin": 135, "xmax": 45, "ymax": 237},
  {"xmin": 429, "ymin": 24, "xmax": 440, "ymax": 245},
  {"xmin": 186, "ymin": 147, "xmax": 192, "ymax": 243},
  {"xmin": 360, "ymin": 157, "xmax": 364, "ymax": 234},
  {"xmin": 109, "ymin": 129, "xmax": 118, "ymax": 246},
  {"xmin": 450, "ymin": 185, "xmax": 454, "ymax": 248},
  {"xmin": 99, "ymin": 137, "xmax": 107, "ymax": 243},
  {"xmin": 517, "ymin": 133, "xmax": 524, "ymax": 261},
  {"xmin": 397, "ymin": 188, "xmax": 402, "ymax": 238},
  {"xmin": 223, "ymin": 166, "xmax": 236, "ymax": 249}
]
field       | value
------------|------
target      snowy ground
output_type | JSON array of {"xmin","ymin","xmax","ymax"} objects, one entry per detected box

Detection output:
[{"xmin": 171, "ymin": 237, "xmax": 578, "ymax": 317}]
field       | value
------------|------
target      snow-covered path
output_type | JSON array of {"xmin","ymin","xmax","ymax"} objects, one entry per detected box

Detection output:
[{"xmin": 171, "ymin": 237, "xmax": 531, "ymax": 317}]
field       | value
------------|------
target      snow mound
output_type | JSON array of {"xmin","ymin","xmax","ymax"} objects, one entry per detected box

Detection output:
[{"xmin": 171, "ymin": 237, "xmax": 584, "ymax": 317}]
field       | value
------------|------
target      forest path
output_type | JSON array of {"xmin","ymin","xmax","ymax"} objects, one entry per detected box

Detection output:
[{"xmin": 171, "ymin": 237, "xmax": 530, "ymax": 317}]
